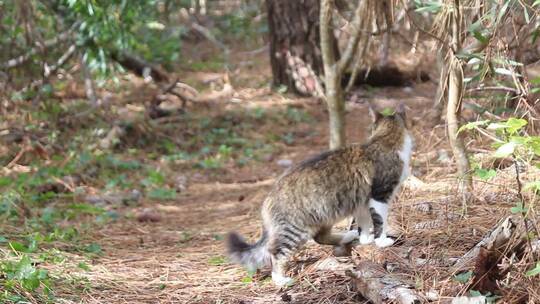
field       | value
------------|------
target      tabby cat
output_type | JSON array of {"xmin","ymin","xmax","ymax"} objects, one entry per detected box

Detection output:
[{"xmin": 226, "ymin": 104, "xmax": 413, "ymax": 286}]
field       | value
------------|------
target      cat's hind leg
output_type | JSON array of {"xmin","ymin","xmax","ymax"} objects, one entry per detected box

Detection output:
[
  {"xmin": 369, "ymin": 198, "xmax": 394, "ymax": 248},
  {"xmin": 268, "ymin": 225, "xmax": 309, "ymax": 287},
  {"xmin": 313, "ymin": 226, "xmax": 358, "ymax": 246}
]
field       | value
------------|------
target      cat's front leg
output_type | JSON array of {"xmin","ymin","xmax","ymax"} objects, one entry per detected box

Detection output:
[
  {"xmin": 355, "ymin": 209, "xmax": 374, "ymax": 245},
  {"xmin": 369, "ymin": 199, "xmax": 395, "ymax": 248}
]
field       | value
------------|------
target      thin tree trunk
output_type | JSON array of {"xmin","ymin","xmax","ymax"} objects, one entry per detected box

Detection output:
[
  {"xmin": 380, "ymin": 0, "xmax": 392, "ymax": 66},
  {"xmin": 447, "ymin": 0, "xmax": 472, "ymax": 197},
  {"xmin": 320, "ymin": 0, "xmax": 345, "ymax": 149},
  {"xmin": 432, "ymin": 51, "xmax": 447, "ymax": 123}
]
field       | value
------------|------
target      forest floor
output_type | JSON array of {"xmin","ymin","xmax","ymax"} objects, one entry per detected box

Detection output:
[{"xmin": 2, "ymin": 44, "xmax": 539, "ymax": 303}]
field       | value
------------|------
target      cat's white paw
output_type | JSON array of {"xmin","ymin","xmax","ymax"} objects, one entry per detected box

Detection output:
[
  {"xmin": 340, "ymin": 230, "xmax": 359, "ymax": 244},
  {"xmin": 374, "ymin": 236, "xmax": 395, "ymax": 248},
  {"xmin": 359, "ymin": 233, "xmax": 374, "ymax": 245},
  {"xmin": 272, "ymin": 272, "xmax": 295, "ymax": 287}
]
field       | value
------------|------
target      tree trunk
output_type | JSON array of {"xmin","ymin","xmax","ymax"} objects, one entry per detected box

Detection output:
[
  {"xmin": 447, "ymin": 0, "xmax": 472, "ymax": 197},
  {"xmin": 266, "ymin": 0, "xmax": 324, "ymax": 95},
  {"xmin": 379, "ymin": 0, "xmax": 392, "ymax": 66},
  {"xmin": 320, "ymin": 0, "xmax": 345, "ymax": 149}
]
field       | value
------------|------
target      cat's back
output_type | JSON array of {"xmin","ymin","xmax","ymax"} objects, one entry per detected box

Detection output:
[{"xmin": 274, "ymin": 144, "xmax": 373, "ymax": 190}]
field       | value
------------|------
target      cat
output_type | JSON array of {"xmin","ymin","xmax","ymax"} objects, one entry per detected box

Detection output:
[{"xmin": 226, "ymin": 104, "xmax": 413, "ymax": 286}]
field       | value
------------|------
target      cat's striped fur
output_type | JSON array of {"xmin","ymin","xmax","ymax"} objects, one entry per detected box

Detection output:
[{"xmin": 226, "ymin": 104, "xmax": 413, "ymax": 286}]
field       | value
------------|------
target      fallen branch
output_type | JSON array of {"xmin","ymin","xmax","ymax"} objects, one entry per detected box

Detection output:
[
  {"xmin": 346, "ymin": 261, "xmax": 422, "ymax": 304},
  {"xmin": 111, "ymin": 52, "xmax": 169, "ymax": 82},
  {"xmin": 451, "ymin": 216, "xmax": 517, "ymax": 274}
]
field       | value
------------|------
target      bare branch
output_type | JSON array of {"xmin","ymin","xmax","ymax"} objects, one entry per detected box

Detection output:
[
  {"xmin": 466, "ymin": 86, "xmax": 518, "ymax": 94},
  {"xmin": 17, "ymin": 44, "xmax": 77, "ymax": 95},
  {"xmin": 1, "ymin": 23, "xmax": 77, "ymax": 70},
  {"xmin": 337, "ymin": 0, "xmax": 364, "ymax": 74}
]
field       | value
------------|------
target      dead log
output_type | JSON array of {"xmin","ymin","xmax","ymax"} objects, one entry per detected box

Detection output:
[
  {"xmin": 149, "ymin": 76, "xmax": 233, "ymax": 119},
  {"xmin": 346, "ymin": 261, "xmax": 422, "ymax": 304},
  {"xmin": 450, "ymin": 216, "xmax": 517, "ymax": 274},
  {"xmin": 111, "ymin": 52, "xmax": 169, "ymax": 82}
]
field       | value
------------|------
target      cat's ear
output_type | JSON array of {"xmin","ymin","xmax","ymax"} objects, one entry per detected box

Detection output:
[{"xmin": 368, "ymin": 103, "xmax": 383, "ymax": 123}]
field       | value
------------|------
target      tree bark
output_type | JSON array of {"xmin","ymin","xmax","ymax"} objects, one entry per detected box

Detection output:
[
  {"xmin": 320, "ymin": 0, "xmax": 345, "ymax": 149},
  {"xmin": 447, "ymin": 0, "xmax": 472, "ymax": 195},
  {"xmin": 266, "ymin": 0, "xmax": 324, "ymax": 95}
]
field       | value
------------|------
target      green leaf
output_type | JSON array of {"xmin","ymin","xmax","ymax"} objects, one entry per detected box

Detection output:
[
  {"xmin": 475, "ymin": 168, "xmax": 496, "ymax": 181},
  {"xmin": 15, "ymin": 256, "xmax": 35, "ymax": 279},
  {"xmin": 531, "ymin": 76, "xmax": 540, "ymax": 85},
  {"xmin": 493, "ymin": 142, "xmax": 517, "ymax": 158},
  {"xmin": 506, "ymin": 118, "xmax": 528, "ymax": 133},
  {"xmin": 0, "ymin": 177, "xmax": 12, "ymax": 187},
  {"xmin": 22, "ymin": 277, "xmax": 40, "ymax": 291},
  {"xmin": 147, "ymin": 188, "xmax": 176, "ymax": 201},
  {"xmin": 510, "ymin": 202, "xmax": 527, "ymax": 214},
  {"xmin": 414, "ymin": 1, "xmax": 442, "ymax": 13},
  {"xmin": 472, "ymin": 31, "xmax": 489, "ymax": 44},
  {"xmin": 208, "ymin": 256, "xmax": 226, "ymax": 266},
  {"xmin": 67, "ymin": 203, "xmax": 105, "ymax": 215},
  {"xmin": 526, "ymin": 262, "xmax": 540, "ymax": 277},
  {"xmin": 458, "ymin": 120, "xmax": 490, "ymax": 134},
  {"xmin": 84, "ymin": 243, "xmax": 102, "ymax": 254},
  {"xmin": 453, "ymin": 270, "xmax": 473, "ymax": 283},
  {"xmin": 241, "ymin": 276, "xmax": 253, "ymax": 283},
  {"xmin": 9, "ymin": 241, "xmax": 29, "ymax": 253},
  {"xmin": 525, "ymin": 181, "xmax": 540, "ymax": 193},
  {"xmin": 494, "ymin": 67, "xmax": 514, "ymax": 76},
  {"xmin": 487, "ymin": 118, "xmax": 527, "ymax": 135},
  {"xmin": 78, "ymin": 262, "xmax": 90, "ymax": 271},
  {"xmin": 380, "ymin": 108, "xmax": 395, "ymax": 116}
]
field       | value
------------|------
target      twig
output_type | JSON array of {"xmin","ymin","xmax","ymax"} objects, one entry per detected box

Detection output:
[
  {"xmin": 0, "ymin": 22, "xmax": 78, "ymax": 70},
  {"xmin": 336, "ymin": 0, "xmax": 364, "ymax": 74},
  {"xmin": 17, "ymin": 44, "xmax": 77, "ymax": 95},
  {"xmin": 401, "ymin": 0, "xmax": 449, "ymax": 49},
  {"xmin": 512, "ymin": 158, "xmax": 536, "ymax": 259},
  {"xmin": 466, "ymin": 86, "xmax": 518, "ymax": 94},
  {"xmin": 5, "ymin": 146, "xmax": 30, "ymax": 168}
]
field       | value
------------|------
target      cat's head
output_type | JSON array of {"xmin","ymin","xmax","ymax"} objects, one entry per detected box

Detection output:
[{"xmin": 368, "ymin": 103, "xmax": 410, "ymax": 140}]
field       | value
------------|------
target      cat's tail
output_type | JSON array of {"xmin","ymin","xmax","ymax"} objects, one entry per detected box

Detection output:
[{"xmin": 226, "ymin": 229, "xmax": 270, "ymax": 271}]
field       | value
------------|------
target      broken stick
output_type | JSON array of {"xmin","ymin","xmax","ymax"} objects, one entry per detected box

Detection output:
[
  {"xmin": 346, "ymin": 261, "xmax": 421, "ymax": 304},
  {"xmin": 450, "ymin": 216, "xmax": 517, "ymax": 274}
]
